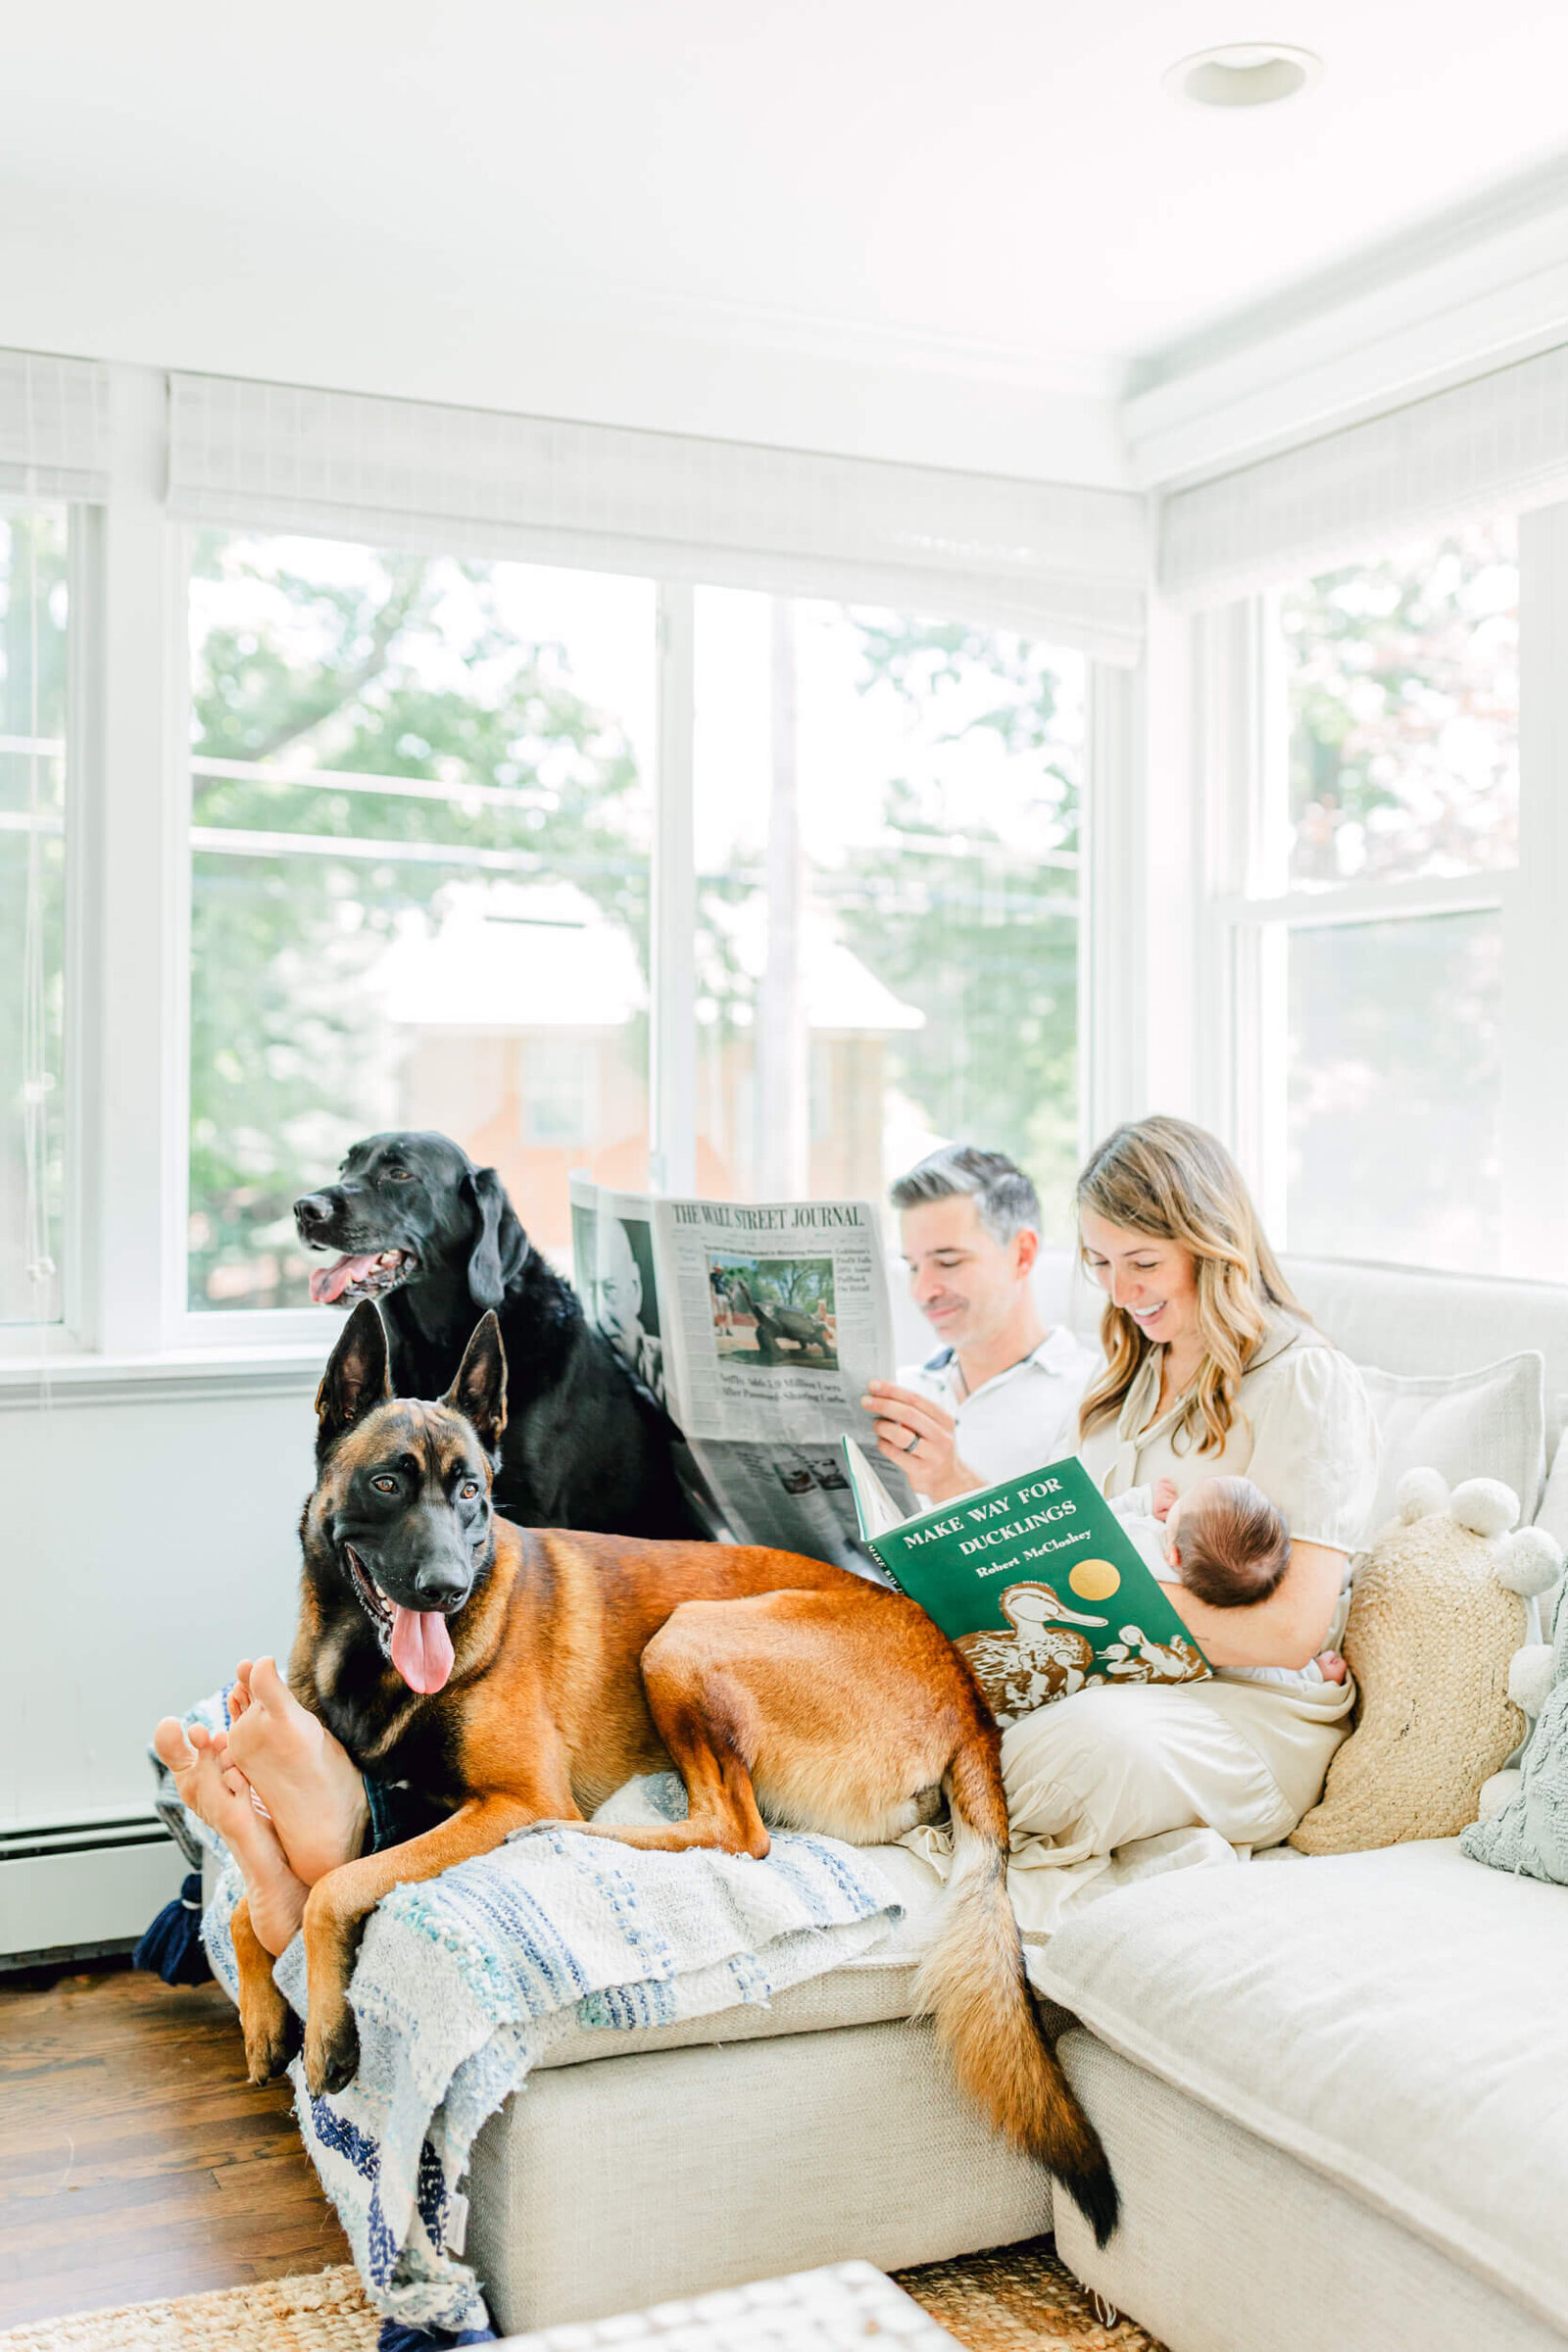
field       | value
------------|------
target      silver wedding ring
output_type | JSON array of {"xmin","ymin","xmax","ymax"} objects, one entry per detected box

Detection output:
[{"xmin": 905, "ymin": 1429, "xmax": 920, "ymax": 1452}]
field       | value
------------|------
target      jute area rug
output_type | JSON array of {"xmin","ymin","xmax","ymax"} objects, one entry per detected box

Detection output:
[{"xmin": 0, "ymin": 2239, "xmax": 1168, "ymax": 2352}]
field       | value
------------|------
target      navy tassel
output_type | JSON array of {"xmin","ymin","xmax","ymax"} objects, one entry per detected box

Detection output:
[
  {"xmin": 377, "ymin": 2323, "xmax": 497, "ymax": 2349},
  {"xmin": 132, "ymin": 1870, "xmax": 213, "ymax": 1985}
]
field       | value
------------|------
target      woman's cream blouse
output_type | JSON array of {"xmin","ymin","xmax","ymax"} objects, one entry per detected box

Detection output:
[{"xmin": 1078, "ymin": 1309, "xmax": 1381, "ymax": 1559}]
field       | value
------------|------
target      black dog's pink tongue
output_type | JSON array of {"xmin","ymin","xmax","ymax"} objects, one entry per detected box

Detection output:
[
  {"xmin": 310, "ymin": 1252, "xmax": 380, "ymax": 1304},
  {"xmin": 390, "ymin": 1604, "xmax": 455, "ymax": 1694}
]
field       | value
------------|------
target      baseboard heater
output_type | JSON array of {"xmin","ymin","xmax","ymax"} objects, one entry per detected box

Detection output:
[{"xmin": 0, "ymin": 1812, "xmax": 186, "ymax": 1969}]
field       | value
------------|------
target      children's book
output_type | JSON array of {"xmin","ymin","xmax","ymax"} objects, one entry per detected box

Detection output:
[{"xmin": 842, "ymin": 1439, "xmax": 1210, "ymax": 1723}]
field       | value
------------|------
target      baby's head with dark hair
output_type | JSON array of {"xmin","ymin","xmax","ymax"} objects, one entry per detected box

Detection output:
[{"xmin": 1170, "ymin": 1476, "xmax": 1292, "ymax": 1608}]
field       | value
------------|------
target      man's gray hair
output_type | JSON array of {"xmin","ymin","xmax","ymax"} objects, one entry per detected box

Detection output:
[{"xmin": 889, "ymin": 1146, "xmax": 1041, "ymax": 1247}]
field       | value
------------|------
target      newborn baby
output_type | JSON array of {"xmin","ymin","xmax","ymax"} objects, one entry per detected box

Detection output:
[{"xmin": 1111, "ymin": 1474, "xmax": 1348, "ymax": 1689}]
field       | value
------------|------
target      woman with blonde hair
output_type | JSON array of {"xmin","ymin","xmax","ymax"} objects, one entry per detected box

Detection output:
[{"xmin": 997, "ymin": 1115, "xmax": 1380, "ymax": 1923}]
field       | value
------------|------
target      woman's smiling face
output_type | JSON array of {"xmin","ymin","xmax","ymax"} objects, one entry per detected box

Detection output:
[{"xmin": 1079, "ymin": 1210, "xmax": 1200, "ymax": 1351}]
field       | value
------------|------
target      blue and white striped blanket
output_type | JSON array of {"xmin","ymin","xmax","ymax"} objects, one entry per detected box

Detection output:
[{"xmin": 159, "ymin": 1694, "xmax": 904, "ymax": 2337}]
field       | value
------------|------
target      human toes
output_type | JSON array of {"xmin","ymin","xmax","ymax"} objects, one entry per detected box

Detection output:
[
  {"xmin": 154, "ymin": 1716, "xmax": 196, "ymax": 1775},
  {"xmin": 247, "ymin": 1655, "xmax": 293, "ymax": 1715},
  {"xmin": 164, "ymin": 1727, "xmax": 240, "ymax": 1837},
  {"xmin": 227, "ymin": 1663, "xmax": 255, "ymax": 1723}
]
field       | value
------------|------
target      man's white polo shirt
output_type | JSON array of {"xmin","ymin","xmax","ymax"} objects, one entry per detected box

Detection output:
[{"xmin": 897, "ymin": 1325, "xmax": 1101, "ymax": 1492}]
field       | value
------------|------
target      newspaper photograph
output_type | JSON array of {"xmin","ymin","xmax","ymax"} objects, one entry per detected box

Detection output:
[
  {"xmin": 569, "ymin": 1189, "xmax": 668, "ymax": 1412},
  {"xmin": 570, "ymin": 1178, "xmax": 916, "ymax": 1570}
]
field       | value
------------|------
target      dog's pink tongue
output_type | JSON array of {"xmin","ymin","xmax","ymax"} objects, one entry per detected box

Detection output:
[
  {"xmin": 390, "ymin": 1604, "xmax": 455, "ymax": 1694},
  {"xmin": 310, "ymin": 1252, "xmax": 380, "ymax": 1305}
]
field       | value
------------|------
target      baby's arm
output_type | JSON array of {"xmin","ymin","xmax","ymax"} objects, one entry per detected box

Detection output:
[{"xmin": 1109, "ymin": 1484, "xmax": 1153, "ymax": 1522}]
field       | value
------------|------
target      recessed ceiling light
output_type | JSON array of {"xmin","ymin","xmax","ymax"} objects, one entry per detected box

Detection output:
[{"xmin": 1163, "ymin": 43, "xmax": 1324, "ymax": 109}]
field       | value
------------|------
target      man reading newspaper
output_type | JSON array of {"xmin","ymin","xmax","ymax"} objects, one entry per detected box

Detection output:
[{"xmin": 861, "ymin": 1147, "xmax": 1098, "ymax": 1504}]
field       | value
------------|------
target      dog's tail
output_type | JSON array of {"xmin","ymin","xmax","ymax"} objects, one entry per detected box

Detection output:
[{"xmin": 912, "ymin": 1730, "xmax": 1118, "ymax": 2246}]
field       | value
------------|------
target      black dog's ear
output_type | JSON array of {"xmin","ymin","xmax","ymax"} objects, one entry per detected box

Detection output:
[
  {"xmin": 315, "ymin": 1299, "xmax": 392, "ymax": 1457},
  {"xmin": 444, "ymin": 1311, "xmax": 508, "ymax": 1456},
  {"xmin": 464, "ymin": 1165, "xmax": 514, "ymax": 1311}
]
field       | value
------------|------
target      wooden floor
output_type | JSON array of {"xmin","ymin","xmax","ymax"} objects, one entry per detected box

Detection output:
[{"xmin": 0, "ymin": 1957, "xmax": 348, "ymax": 2330}]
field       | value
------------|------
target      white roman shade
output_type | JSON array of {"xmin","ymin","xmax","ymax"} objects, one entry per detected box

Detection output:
[
  {"xmin": 1161, "ymin": 339, "xmax": 1568, "ymax": 604},
  {"xmin": 168, "ymin": 372, "xmax": 1147, "ymax": 662},
  {"xmin": 0, "ymin": 349, "xmax": 109, "ymax": 500}
]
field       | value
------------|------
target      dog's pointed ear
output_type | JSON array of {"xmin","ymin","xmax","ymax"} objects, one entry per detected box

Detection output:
[
  {"xmin": 444, "ymin": 1311, "xmax": 508, "ymax": 1456},
  {"xmin": 315, "ymin": 1299, "xmax": 392, "ymax": 1457},
  {"xmin": 463, "ymin": 1165, "xmax": 517, "ymax": 1311}
]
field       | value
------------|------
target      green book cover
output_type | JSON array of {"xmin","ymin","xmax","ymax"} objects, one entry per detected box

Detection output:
[{"xmin": 842, "ymin": 1439, "xmax": 1210, "ymax": 1723}]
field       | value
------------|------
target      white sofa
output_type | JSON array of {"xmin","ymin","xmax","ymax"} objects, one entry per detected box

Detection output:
[{"xmin": 457, "ymin": 1254, "xmax": 1568, "ymax": 2349}]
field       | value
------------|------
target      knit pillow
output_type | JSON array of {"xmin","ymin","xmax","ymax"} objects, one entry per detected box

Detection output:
[
  {"xmin": 1462, "ymin": 1569, "xmax": 1568, "ymax": 1885},
  {"xmin": 1291, "ymin": 1472, "xmax": 1562, "ymax": 1856}
]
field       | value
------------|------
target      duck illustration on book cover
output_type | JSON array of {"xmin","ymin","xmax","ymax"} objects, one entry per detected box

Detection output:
[{"xmin": 842, "ymin": 1441, "xmax": 1209, "ymax": 1724}]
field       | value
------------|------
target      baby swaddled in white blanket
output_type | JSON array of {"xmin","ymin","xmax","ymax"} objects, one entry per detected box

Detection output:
[{"xmin": 1110, "ymin": 1477, "xmax": 1348, "ymax": 1690}]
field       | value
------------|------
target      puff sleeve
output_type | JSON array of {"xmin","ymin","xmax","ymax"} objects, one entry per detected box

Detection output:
[{"xmin": 1241, "ymin": 1342, "xmax": 1382, "ymax": 1554}]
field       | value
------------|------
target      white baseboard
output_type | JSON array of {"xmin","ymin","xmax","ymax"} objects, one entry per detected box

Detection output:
[{"xmin": 0, "ymin": 1817, "xmax": 187, "ymax": 1963}]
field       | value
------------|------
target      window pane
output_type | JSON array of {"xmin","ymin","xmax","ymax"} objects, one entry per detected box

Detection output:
[
  {"xmin": 693, "ymin": 592, "xmax": 1082, "ymax": 1231},
  {"xmin": 0, "ymin": 510, "xmax": 69, "ymax": 1327},
  {"xmin": 1286, "ymin": 911, "xmax": 1500, "ymax": 1273},
  {"xmin": 1279, "ymin": 518, "xmax": 1518, "ymax": 890},
  {"xmin": 188, "ymin": 534, "xmax": 656, "ymax": 1309}
]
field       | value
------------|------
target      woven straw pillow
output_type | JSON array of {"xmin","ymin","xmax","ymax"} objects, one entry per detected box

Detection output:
[{"xmin": 1291, "ymin": 1471, "xmax": 1562, "ymax": 1856}]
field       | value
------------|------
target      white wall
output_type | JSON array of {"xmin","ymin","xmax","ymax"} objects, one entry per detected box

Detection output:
[{"xmin": 1, "ymin": 1382, "xmax": 316, "ymax": 1835}]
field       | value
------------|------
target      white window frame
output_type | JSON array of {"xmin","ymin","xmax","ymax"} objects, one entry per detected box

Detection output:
[
  {"xmin": 0, "ymin": 362, "xmax": 1120, "ymax": 1376},
  {"xmin": 1193, "ymin": 504, "xmax": 1568, "ymax": 1281},
  {"xmin": 0, "ymin": 490, "xmax": 77, "ymax": 1340}
]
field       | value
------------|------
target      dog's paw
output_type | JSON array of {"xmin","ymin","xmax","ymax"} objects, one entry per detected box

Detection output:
[
  {"xmin": 238, "ymin": 1975, "xmax": 299, "ymax": 2085},
  {"xmin": 243, "ymin": 2003, "xmax": 299, "ymax": 2085},
  {"xmin": 304, "ymin": 2002, "xmax": 360, "ymax": 2098}
]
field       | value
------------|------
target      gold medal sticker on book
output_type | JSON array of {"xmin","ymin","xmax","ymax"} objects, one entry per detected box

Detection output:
[{"xmin": 842, "ymin": 1441, "xmax": 1209, "ymax": 1725}]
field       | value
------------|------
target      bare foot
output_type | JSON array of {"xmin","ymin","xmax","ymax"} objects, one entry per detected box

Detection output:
[
  {"xmin": 220, "ymin": 1664, "xmax": 272, "ymax": 1818},
  {"xmin": 152, "ymin": 1717, "xmax": 308, "ymax": 1957},
  {"xmin": 216, "ymin": 1656, "xmax": 369, "ymax": 1885}
]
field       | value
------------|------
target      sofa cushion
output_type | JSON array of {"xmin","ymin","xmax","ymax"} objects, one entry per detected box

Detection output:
[
  {"xmin": 1031, "ymin": 1838, "xmax": 1568, "ymax": 2333},
  {"xmin": 1053, "ymin": 2034, "xmax": 1568, "ymax": 2352},
  {"xmin": 536, "ymin": 1840, "xmax": 941, "ymax": 2069},
  {"xmin": 1357, "ymin": 1352, "xmax": 1546, "ymax": 1529},
  {"xmin": 536, "ymin": 1952, "xmax": 919, "ymax": 2071}
]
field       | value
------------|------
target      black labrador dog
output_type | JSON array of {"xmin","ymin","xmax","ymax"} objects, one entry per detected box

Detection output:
[{"xmin": 293, "ymin": 1131, "xmax": 701, "ymax": 1538}]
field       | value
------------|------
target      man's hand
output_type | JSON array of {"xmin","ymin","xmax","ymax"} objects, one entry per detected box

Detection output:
[{"xmin": 860, "ymin": 1381, "xmax": 983, "ymax": 1501}]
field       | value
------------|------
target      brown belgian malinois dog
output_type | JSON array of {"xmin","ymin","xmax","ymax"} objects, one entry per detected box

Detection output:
[{"xmin": 231, "ymin": 1298, "xmax": 1117, "ymax": 2243}]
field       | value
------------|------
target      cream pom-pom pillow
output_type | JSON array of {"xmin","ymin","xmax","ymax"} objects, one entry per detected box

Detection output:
[{"xmin": 1290, "ymin": 1471, "xmax": 1562, "ymax": 1856}]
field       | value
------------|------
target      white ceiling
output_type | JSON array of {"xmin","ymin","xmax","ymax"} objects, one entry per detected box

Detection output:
[
  {"xmin": 9, "ymin": 1, "xmax": 1568, "ymax": 478},
  {"xmin": 17, "ymin": 0, "xmax": 1568, "ymax": 368}
]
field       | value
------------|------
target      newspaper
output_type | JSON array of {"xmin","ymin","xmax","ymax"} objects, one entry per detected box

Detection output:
[{"xmin": 569, "ymin": 1178, "xmax": 917, "ymax": 1573}]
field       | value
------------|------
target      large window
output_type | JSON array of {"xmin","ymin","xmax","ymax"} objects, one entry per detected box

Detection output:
[
  {"xmin": 692, "ymin": 591, "xmax": 1083, "ymax": 1230},
  {"xmin": 1280, "ymin": 518, "xmax": 1518, "ymax": 890},
  {"xmin": 187, "ymin": 535, "xmax": 656, "ymax": 1309},
  {"xmin": 186, "ymin": 544, "xmax": 1087, "ymax": 1316},
  {"xmin": 1219, "ymin": 518, "xmax": 1519, "ymax": 1275},
  {"xmin": 0, "ymin": 508, "xmax": 69, "ymax": 1327}
]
